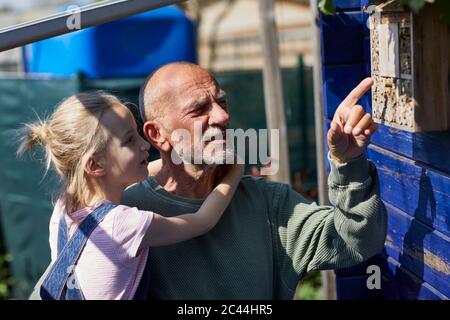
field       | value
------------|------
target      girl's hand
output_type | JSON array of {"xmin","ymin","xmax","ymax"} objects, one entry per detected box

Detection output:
[
  {"xmin": 141, "ymin": 155, "xmax": 244, "ymax": 248},
  {"xmin": 147, "ymin": 158, "xmax": 162, "ymax": 176}
]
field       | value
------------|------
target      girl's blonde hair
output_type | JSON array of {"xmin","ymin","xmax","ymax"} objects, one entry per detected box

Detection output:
[{"xmin": 18, "ymin": 92, "xmax": 122, "ymax": 213}]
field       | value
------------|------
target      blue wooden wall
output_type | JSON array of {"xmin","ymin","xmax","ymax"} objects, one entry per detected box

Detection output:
[{"xmin": 319, "ymin": 0, "xmax": 450, "ymax": 300}]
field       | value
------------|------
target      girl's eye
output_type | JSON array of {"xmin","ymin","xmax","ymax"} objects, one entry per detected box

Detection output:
[{"xmin": 126, "ymin": 136, "xmax": 134, "ymax": 144}]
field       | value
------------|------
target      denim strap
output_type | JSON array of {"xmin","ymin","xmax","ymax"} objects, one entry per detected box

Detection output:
[
  {"xmin": 40, "ymin": 203, "xmax": 116, "ymax": 300},
  {"xmin": 57, "ymin": 214, "xmax": 68, "ymax": 257}
]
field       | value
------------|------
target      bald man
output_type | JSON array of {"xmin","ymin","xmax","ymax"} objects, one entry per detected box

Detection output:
[
  {"xmin": 29, "ymin": 62, "xmax": 387, "ymax": 300},
  {"xmin": 120, "ymin": 62, "xmax": 387, "ymax": 299}
]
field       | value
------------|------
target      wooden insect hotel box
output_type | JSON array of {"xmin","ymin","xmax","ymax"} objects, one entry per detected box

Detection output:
[{"xmin": 369, "ymin": 1, "xmax": 449, "ymax": 132}]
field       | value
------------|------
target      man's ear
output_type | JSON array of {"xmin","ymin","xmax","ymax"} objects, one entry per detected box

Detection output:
[
  {"xmin": 85, "ymin": 156, "xmax": 106, "ymax": 177},
  {"xmin": 143, "ymin": 120, "xmax": 172, "ymax": 153}
]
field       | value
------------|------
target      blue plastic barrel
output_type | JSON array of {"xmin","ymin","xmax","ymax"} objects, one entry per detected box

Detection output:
[{"xmin": 23, "ymin": 5, "xmax": 197, "ymax": 78}]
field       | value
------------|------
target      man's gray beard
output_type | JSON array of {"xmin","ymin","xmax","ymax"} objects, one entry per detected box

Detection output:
[
  {"xmin": 176, "ymin": 143, "xmax": 234, "ymax": 165},
  {"xmin": 171, "ymin": 125, "xmax": 234, "ymax": 165},
  {"xmin": 202, "ymin": 143, "xmax": 235, "ymax": 165}
]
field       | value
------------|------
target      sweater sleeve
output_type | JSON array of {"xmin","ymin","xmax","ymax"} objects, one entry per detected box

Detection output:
[{"xmin": 264, "ymin": 152, "xmax": 387, "ymax": 291}]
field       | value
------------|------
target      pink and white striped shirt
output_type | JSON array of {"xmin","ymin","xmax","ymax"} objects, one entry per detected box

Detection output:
[{"xmin": 48, "ymin": 199, "xmax": 154, "ymax": 300}]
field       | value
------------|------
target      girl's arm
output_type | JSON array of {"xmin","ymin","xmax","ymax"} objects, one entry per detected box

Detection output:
[
  {"xmin": 147, "ymin": 158, "xmax": 162, "ymax": 176},
  {"xmin": 141, "ymin": 163, "xmax": 244, "ymax": 248}
]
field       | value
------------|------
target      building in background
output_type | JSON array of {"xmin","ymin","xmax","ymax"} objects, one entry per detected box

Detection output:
[{"xmin": 183, "ymin": 0, "xmax": 312, "ymax": 71}]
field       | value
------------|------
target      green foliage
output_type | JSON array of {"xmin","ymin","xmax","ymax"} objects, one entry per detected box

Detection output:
[
  {"xmin": 296, "ymin": 271, "xmax": 323, "ymax": 300},
  {"xmin": 0, "ymin": 243, "xmax": 14, "ymax": 300},
  {"xmin": 434, "ymin": 0, "xmax": 450, "ymax": 24},
  {"xmin": 319, "ymin": 0, "xmax": 336, "ymax": 14},
  {"xmin": 400, "ymin": 0, "xmax": 450, "ymax": 24},
  {"xmin": 400, "ymin": 0, "xmax": 437, "ymax": 12}
]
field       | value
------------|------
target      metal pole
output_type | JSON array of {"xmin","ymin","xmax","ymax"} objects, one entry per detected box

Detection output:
[
  {"xmin": 309, "ymin": 0, "xmax": 336, "ymax": 300},
  {"xmin": 0, "ymin": 0, "xmax": 187, "ymax": 52},
  {"xmin": 258, "ymin": 0, "xmax": 291, "ymax": 184}
]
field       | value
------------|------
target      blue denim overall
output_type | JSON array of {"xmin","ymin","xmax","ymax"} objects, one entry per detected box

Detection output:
[{"xmin": 40, "ymin": 203, "xmax": 151, "ymax": 300}]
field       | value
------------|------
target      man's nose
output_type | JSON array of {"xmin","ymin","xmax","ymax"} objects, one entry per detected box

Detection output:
[{"xmin": 208, "ymin": 103, "xmax": 229, "ymax": 127}]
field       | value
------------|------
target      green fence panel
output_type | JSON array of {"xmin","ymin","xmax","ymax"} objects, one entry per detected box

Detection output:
[{"xmin": 0, "ymin": 77, "xmax": 79, "ymax": 298}]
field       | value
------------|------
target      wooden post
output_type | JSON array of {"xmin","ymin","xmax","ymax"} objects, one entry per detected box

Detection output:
[
  {"xmin": 258, "ymin": 0, "xmax": 291, "ymax": 184},
  {"xmin": 310, "ymin": 0, "xmax": 336, "ymax": 300}
]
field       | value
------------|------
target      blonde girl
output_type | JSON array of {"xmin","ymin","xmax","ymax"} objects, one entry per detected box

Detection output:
[{"xmin": 18, "ymin": 92, "xmax": 242, "ymax": 300}]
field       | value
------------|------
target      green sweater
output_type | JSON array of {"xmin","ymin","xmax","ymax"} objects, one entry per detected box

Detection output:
[
  {"xmin": 120, "ymin": 153, "xmax": 387, "ymax": 299},
  {"xmin": 29, "ymin": 153, "xmax": 386, "ymax": 300}
]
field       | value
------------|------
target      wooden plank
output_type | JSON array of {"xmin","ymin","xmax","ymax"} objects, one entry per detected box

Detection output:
[
  {"xmin": 336, "ymin": 274, "xmax": 448, "ymax": 300},
  {"xmin": 412, "ymin": 5, "xmax": 450, "ymax": 132},
  {"xmin": 385, "ymin": 256, "xmax": 448, "ymax": 300},
  {"xmin": 323, "ymin": 123, "xmax": 450, "ymax": 299},
  {"xmin": 383, "ymin": 201, "xmax": 450, "ymax": 297},
  {"xmin": 322, "ymin": 63, "xmax": 370, "ymax": 119},
  {"xmin": 323, "ymin": 129, "xmax": 449, "ymax": 299},
  {"xmin": 367, "ymin": 144, "xmax": 450, "ymax": 237},
  {"xmin": 320, "ymin": 12, "xmax": 365, "ymax": 65},
  {"xmin": 319, "ymin": 1, "xmax": 449, "ymax": 301},
  {"xmin": 335, "ymin": 253, "xmax": 447, "ymax": 299},
  {"xmin": 377, "ymin": 23, "xmax": 400, "ymax": 78},
  {"xmin": 324, "ymin": 118, "xmax": 450, "ymax": 174},
  {"xmin": 370, "ymin": 122, "xmax": 450, "ymax": 174}
]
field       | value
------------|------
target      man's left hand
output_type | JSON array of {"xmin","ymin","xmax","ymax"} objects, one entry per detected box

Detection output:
[{"xmin": 327, "ymin": 77, "xmax": 377, "ymax": 163}]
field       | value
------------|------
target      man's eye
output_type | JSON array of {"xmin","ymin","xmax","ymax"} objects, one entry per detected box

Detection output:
[
  {"xmin": 126, "ymin": 136, "xmax": 134, "ymax": 144},
  {"xmin": 192, "ymin": 107, "xmax": 204, "ymax": 114}
]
